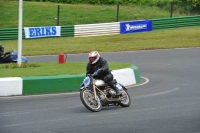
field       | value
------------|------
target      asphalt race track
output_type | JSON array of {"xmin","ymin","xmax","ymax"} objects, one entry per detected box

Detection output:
[{"xmin": 0, "ymin": 48, "xmax": 200, "ymax": 133}]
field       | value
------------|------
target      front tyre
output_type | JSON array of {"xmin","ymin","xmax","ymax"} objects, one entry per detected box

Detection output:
[
  {"xmin": 119, "ymin": 90, "xmax": 131, "ymax": 107},
  {"xmin": 80, "ymin": 88, "xmax": 102, "ymax": 112}
]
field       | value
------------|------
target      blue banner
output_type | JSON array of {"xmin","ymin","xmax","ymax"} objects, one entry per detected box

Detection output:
[{"xmin": 120, "ymin": 20, "xmax": 152, "ymax": 34}]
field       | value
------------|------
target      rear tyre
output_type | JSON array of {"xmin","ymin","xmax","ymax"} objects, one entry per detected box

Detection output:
[
  {"xmin": 119, "ymin": 89, "xmax": 131, "ymax": 107},
  {"xmin": 80, "ymin": 88, "xmax": 102, "ymax": 112}
]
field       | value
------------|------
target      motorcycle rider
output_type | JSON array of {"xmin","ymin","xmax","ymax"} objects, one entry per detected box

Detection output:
[
  {"xmin": 86, "ymin": 51, "xmax": 122, "ymax": 96},
  {"xmin": 0, "ymin": 45, "xmax": 12, "ymax": 63}
]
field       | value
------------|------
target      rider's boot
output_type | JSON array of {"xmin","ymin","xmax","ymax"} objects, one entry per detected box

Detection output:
[
  {"xmin": 115, "ymin": 89, "xmax": 122, "ymax": 96},
  {"xmin": 108, "ymin": 80, "xmax": 122, "ymax": 96}
]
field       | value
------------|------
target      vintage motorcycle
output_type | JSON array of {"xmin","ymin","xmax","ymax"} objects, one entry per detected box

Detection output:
[
  {"xmin": 0, "ymin": 49, "xmax": 27, "ymax": 64},
  {"xmin": 80, "ymin": 73, "xmax": 131, "ymax": 112}
]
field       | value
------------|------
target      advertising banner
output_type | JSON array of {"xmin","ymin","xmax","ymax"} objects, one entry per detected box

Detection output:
[
  {"xmin": 120, "ymin": 20, "xmax": 152, "ymax": 34},
  {"xmin": 24, "ymin": 26, "xmax": 61, "ymax": 39}
]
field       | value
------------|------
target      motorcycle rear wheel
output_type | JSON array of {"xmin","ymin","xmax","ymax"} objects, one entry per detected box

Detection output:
[
  {"xmin": 119, "ymin": 90, "xmax": 131, "ymax": 107},
  {"xmin": 80, "ymin": 88, "xmax": 102, "ymax": 112}
]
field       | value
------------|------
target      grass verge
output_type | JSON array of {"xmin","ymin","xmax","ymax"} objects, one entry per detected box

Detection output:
[
  {"xmin": 0, "ymin": 62, "xmax": 132, "ymax": 78},
  {"xmin": 1, "ymin": 26, "xmax": 200, "ymax": 56},
  {"xmin": 0, "ymin": 1, "xmax": 191, "ymax": 28},
  {"xmin": 1, "ymin": 26, "xmax": 199, "ymax": 78}
]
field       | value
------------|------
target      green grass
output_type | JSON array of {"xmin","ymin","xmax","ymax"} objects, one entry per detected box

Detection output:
[
  {"xmin": 1, "ymin": 26, "xmax": 199, "ymax": 78},
  {"xmin": 0, "ymin": 62, "xmax": 132, "ymax": 78},
  {"xmin": 0, "ymin": 1, "xmax": 193, "ymax": 28},
  {"xmin": 1, "ymin": 26, "xmax": 200, "ymax": 56},
  {"xmin": 0, "ymin": 1, "xmax": 199, "ymax": 78}
]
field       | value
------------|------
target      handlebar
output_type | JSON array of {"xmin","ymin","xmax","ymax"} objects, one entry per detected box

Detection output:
[{"xmin": 87, "ymin": 74, "xmax": 95, "ymax": 77}]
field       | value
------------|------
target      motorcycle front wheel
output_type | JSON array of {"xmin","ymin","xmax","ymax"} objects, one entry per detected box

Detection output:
[{"xmin": 80, "ymin": 88, "xmax": 102, "ymax": 112}]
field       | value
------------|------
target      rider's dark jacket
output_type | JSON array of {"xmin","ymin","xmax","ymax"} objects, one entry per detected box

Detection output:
[
  {"xmin": 86, "ymin": 57, "xmax": 119, "ymax": 92},
  {"xmin": 0, "ymin": 51, "xmax": 9, "ymax": 57},
  {"xmin": 86, "ymin": 57, "xmax": 111, "ymax": 79},
  {"xmin": 0, "ymin": 51, "xmax": 10, "ymax": 62},
  {"xmin": 0, "ymin": 51, "xmax": 5, "ymax": 59}
]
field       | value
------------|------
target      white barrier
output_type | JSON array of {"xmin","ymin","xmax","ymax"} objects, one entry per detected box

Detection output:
[
  {"xmin": 0, "ymin": 68, "xmax": 138, "ymax": 96},
  {"xmin": 111, "ymin": 68, "xmax": 136, "ymax": 86},
  {"xmin": 0, "ymin": 77, "xmax": 22, "ymax": 96},
  {"xmin": 75, "ymin": 22, "xmax": 120, "ymax": 37}
]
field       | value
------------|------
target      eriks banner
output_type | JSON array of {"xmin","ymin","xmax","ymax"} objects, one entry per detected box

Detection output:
[{"xmin": 24, "ymin": 26, "xmax": 61, "ymax": 39}]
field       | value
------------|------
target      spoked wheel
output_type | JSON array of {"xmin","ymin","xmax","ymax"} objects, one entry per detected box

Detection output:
[
  {"xmin": 118, "ymin": 89, "xmax": 131, "ymax": 107},
  {"xmin": 80, "ymin": 88, "xmax": 102, "ymax": 112}
]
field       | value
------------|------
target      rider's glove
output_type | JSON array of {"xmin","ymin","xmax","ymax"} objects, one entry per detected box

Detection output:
[
  {"xmin": 5, "ymin": 52, "xmax": 10, "ymax": 55},
  {"xmin": 93, "ymin": 69, "xmax": 102, "ymax": 76},
  {"xmin": 97, "ymin": 69, "xmax": 102, "ymax": 73},
  {"xmin": 93, "ymin": 71, "xmax": 98, "ymax": 76}
]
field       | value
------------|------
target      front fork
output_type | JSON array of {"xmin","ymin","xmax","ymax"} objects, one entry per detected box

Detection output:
[{"xmin": 92, "ymin": 78, "xmax": 97, "ymax": 100}]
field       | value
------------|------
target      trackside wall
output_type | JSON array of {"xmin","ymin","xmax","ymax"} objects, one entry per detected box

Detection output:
[
  {"xmin": 0, "ymin": 77, "xmax": 23, "ymax": 96},
  {"xmin": 0, "ymin": 66, "xmax": 140, "ymax": 96},
  {"xmin": 22, "ymin": 74, "xmax": 85, "ymax": 95}
]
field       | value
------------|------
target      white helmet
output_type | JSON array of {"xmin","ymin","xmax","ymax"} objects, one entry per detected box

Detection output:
[{"xmin": 89, "ymin": 51, "xmax": 100, "ymax": 64}]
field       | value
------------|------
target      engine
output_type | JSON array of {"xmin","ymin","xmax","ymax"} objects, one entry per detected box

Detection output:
[{"xmin": 109, "ymin": 89, "xmax": 116, "ymax": 96}]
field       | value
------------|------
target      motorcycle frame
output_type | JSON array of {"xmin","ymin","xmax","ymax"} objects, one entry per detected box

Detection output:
[
  {"xmin": 91, "ymin": 77, "xmax": 108, "ymax": 101},
  {"xmin": 80, "ymin": 75, "xmax": 119, "ymax": 102}
]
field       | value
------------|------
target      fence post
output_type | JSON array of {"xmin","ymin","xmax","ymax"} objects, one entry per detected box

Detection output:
[
  {"xmin": 116, "ymin": 3, "xmax": 119, "ymax": 22},
  {"xmin": 170, "ymin": 2, "xmax": 173, "ymax": 18},
  {"xmin": 57, "ymin": 5, "xmax": 60, "ymax": 26}
]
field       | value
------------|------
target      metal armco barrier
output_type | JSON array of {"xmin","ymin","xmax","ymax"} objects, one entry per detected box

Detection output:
[
  {"xmin": 152, "ymin": 15, "xmax": 200, "ymax": 30},
  {"xmin": 0, "ymin": 28, "xmax": 25, "ymax": 40},
  {"xmin": 74, "ymin": 22, "xmax": 120, "ymax": 37},
  {"xmin": 61, "ymin": 25, "xmax": 74, "ymax": 37},
  {"xmin": 0, "ymin": 25, "xmax": 74, "ymax": 41},
  {"xmin": 0, "ymin": 15, "xmax": 199, "ymax": 41}
]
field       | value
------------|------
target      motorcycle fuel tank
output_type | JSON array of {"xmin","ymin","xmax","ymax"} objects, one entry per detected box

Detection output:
[{"xmin": 95, "ymin": 79, "xmax": 106, "ymax": 87}]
